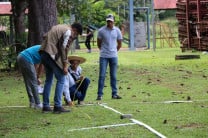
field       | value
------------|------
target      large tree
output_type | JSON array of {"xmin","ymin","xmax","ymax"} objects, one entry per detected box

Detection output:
[
  {"xmin": 27, "ymin": 0, "xmax": 57, "ymax": 46},
  {"xmin": 10, "ymin": 0, "xmax": 28, "ymax": 51}
]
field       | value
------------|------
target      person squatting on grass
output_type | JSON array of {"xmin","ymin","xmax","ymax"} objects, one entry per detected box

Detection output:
[
  {"xmin": 39, "ymin": 23, "xmax": 83, "ymax": 113},
  {"xmin": 96, "ymin": 14, "xmax": 123, "ymax": 100},
  {"xmin": 17, "ymin": 45, "xmax": 44, "ymax": 109},
  {"xmin": 63, "ymin": 55, "xmax": 90, "ymax": 106}
]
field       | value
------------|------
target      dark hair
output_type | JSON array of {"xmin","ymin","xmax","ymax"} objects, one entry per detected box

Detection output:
[{"xmin": 71, "ymin": 22, "xmax": 83, "ymax": 35}]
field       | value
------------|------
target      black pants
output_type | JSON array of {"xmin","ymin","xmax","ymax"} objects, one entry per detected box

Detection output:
[{"xmin": 85, "ymin": 36, "xmax": 92, "ymax": 50}]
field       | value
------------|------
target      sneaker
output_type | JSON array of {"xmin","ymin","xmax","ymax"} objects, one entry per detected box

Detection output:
[
  {"xmin": 96, "ymin": 96, "xmax": 102, "ymax": 101},
  {"xmin": 29, "ymin": 102, "xmax": 35, "ymax": 108},
  {"xmin": 35, "ymin": 103, "xmax": 43, "ymax": 109},
  {"xmin": 87, "ymin": 49, "xmax": 91, "ymax": 53},
  {"xmin": 78, "ymin": 101, "xmax": 84, "ymax": 105},
  {"xmin": 38, "ymin": 85, "xmax": 44, "ymax": 94},
  {"xmin": 112, "ymin": 95, "xmax": 122, "ymax": 99},
  {"xmin": 53, "ymin": 106, "xmax": 70, "ymax": 114},
  {"xmin": 42, "ymin": 106, "xmax": 52, "ymax": 113}
]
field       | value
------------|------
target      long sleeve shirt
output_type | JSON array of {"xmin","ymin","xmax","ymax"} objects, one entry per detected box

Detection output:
[
  {"xmin": 40, "ymin": 24, "xmax": 75, "ymax": 69},
  {"xmin": 63, "ymin": 66, "xmax": 82, "ymax": 102}
]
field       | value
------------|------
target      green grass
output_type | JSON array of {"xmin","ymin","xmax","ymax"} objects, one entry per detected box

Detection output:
[{"xmin": 0, "ymin": 47, "xmax": 208, "ymax": 138}]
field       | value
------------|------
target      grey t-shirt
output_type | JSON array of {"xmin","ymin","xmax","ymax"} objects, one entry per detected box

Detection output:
[{"xmin": 97, "ymin": 26, "xmax": 122, "ymax": 58}]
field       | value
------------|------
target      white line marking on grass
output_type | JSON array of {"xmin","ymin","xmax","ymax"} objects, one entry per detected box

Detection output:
[
  {"xmin": 0, "ymin": 106, "xmax": 27, "ymax": 108},
  {"xmin": 99, "ymin": 104, "xmax": 123, "ymax": 115},
  {"xmin": 130, "ymin": 119, "xmax": 166, "ymax": 138},
  {"xmin": 99, "ymin": 104, "xmax": 167, "ymax": 138},
  {"xmin": 131, "ymin": 99, "xmax": 208, "ymax": 104},
  {"xmin": 75, "ymin": 103, "xmax": 107, "ymax": 106},
  {"xmin": 68, "ymin": 123, "xmax": 137, "ymax": 132},
  {"xmin": 0, "ymin": 103, "xmax": 107, "ymax": 109},
  {"xmin": 163, "ymin": 100, "xmax": 193, "ymax": 104}
]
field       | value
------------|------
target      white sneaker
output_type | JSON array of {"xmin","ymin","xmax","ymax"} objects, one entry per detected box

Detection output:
[
  {"xmin": 38, "ymin": 85, "xmax": 44, "ymax": 94},
  {"xmin": 78, "ymin": 101, "xmax": 85, "ymax": 105},
  {"xmin": 29, "ymin": 102, "xmax": 35, "ymax": 108},
  {"xmin": 35, "ymin": 103, "xmax": 43, "ymax": 109}
]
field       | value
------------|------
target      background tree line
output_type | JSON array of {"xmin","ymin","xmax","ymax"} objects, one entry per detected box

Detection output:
[
  {"xmin": 2, "ymin": 0, "xmax": 173, "ymax": 48},
  {"xmin": 9, "ymin": 0, "xmax": 128, "ymax": 48}
]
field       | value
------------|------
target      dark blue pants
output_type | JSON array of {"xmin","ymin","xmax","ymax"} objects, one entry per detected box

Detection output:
[{"xmin": 70, "ymin": 77, "xmax": 90, "ymax": 101}]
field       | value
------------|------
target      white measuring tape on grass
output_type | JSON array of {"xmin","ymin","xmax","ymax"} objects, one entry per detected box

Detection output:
[
  {"xmin": 68, "ymin": 122, "xmax": 137, "ymax": 132},
  {"xmin": 99, "ymin": 104, "xmax": 167, "ymax": 138}
]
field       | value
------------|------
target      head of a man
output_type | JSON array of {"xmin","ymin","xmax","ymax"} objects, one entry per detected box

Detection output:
[
  {"xmin": 71, "ymin": 22, "xmax": 83, "ymax": 37},
  {"xmin": 106, "ymin": 14, "xmax": 114, "ymax": 29},
  {"xmin": 68, "ymin": 55, "xmax": 86, "ymax": 70}
]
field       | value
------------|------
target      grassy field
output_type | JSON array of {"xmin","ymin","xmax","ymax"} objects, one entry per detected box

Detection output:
[{"xmin": 0, "ymin": 47, "xmax": 208, "ymax": 138}]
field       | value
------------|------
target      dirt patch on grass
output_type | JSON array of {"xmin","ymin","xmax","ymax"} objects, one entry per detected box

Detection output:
[{"xmin": 175, "ymin": 123, "xmax": 204, "ymax": 129}]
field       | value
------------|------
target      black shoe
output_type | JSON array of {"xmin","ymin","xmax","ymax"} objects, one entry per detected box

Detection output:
[
  {"xmin": 42, "ymin": 106, "xmax": 52, "ymax": 113},
  {"xmin": 96, "ymin": 96, "xmax": 102, "ymax": 101},
  {"xmin": 53, "ymin": 106, "xmax": 70, "ymax": 114},
  {"xmin": 112, "ymin": 95, "xmax": 122, "ymax": 99}
]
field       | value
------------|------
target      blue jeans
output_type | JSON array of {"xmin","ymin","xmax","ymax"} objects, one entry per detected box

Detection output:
[
  {"xmin": 97, "ymin": 57, "xmax": 118, "ymax": 97},
  {"xmin": 40, "ymin": 52, "xmax": 65, "ymax": 107},
  {"xmin": 70, "ymin": 77, "xmax": 90, "ymax": 101}
]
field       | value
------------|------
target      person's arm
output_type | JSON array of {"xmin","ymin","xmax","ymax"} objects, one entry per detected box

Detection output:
[
  {"xmin": 117, "ymin": 39, "xmax": 122, "ymax": 51},
  {"xmin": 117, "ymin": 28, "xmax": 123, "ymax": 51},
  {"xmin": 97, "ymin": 38, "xmax": 102, "ymax": 50},
  {"xmin": 63, "ymin": 62, "xmax": 68, "ymax": 75},
  {"xmin": 36, "ymin": 63, "xmax": 44, "ymax": 85},
  {"xmin": 63, "ymin": 30, "xmax": 71, "ymax": 48},
  {"xmin": 63, "ymin": 75, "xmax": 73, "ymax": 106},
  {"xmin": 62, "ymin": 30, "xmax": 71, "ymax": 75},
  {"xmin": 78, "ymin": 66, "xmax": 84, "ymax": 81}
]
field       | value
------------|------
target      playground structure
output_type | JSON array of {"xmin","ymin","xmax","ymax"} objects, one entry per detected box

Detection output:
[
  {"xmin": 155, "ymin": 22, "xmax": 179, "ymax": 48},
  {"xmin": 176, "ymin": 0, "xmax": 208, "ymax": 51}
]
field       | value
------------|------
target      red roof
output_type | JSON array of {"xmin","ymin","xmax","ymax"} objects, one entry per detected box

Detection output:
[
  {"xmin": 154, "ymin": 0, "xmax": 176, "ymax": 10},
  {"xmin": 0, "ymin": 2, "xmax": 12, "ymax": 15},
  {"xmin": 0, "ymin": 2, "xmax": 28, "ymax": 16}
]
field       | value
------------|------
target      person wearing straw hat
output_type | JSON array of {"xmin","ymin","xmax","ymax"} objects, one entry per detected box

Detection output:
[{"xmin": 63, "ymin": 55, "xmax": 90, "ymax": 105}]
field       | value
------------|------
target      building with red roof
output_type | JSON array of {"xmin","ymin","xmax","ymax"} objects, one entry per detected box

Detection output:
[
  {"xmin": 154, "ymin": 0, "xmax": 176, "ymax": 10},
  {"xmin": 0, "ymin": 2, "xmax": 12, "ymax": 15}
]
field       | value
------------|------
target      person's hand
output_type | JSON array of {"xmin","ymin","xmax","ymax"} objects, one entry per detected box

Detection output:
[
  {"xmin": 68, "ymin": 101, "xmax": 74, "ymax": 106},
  {"xmin": 80, "ymin": 76, "xmax": 84, "ymax": 81},
  {"xmin": 63, "ymin": 66, "xmax": 68, "ymax": 75},
  {"xmin": 37, "ymin": 78, "xmax": 42, "ymax": 85}
]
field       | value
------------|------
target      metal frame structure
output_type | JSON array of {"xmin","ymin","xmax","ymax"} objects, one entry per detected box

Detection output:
[{"xmin": 128, "ymin": 0, "xmax": 151, "ymax": 50}]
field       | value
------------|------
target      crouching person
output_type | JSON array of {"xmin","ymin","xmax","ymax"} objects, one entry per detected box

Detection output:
[{"xmin": 63, "ymin": 55, "xmax": 90, "ymax": 105}]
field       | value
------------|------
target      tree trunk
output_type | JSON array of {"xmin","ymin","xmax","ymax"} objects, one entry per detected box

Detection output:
[
  {"xmin": 10, "ymin": 0, "xmax": 28, "ymax": 51},
  {"xmin": 28, "ymin": 0, "xmax": 57, "ymax": 46}
]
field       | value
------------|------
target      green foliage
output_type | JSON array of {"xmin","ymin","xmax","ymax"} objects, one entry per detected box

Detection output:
[
  {"xmin": 158, "ymin": 10, "xmax": 176, "ymax": 20},
  {"xmin": 0, "ymin": 44, "xmax": 17, "ymax": 71},
  {"xmin": 56, "ymin": 0, "xmax": 127, "ymax": 28}
]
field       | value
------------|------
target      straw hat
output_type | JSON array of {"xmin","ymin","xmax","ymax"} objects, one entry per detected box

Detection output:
[{"xmin": 68, "ymin": 55, "xmax": 86, "ymax": 64}]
